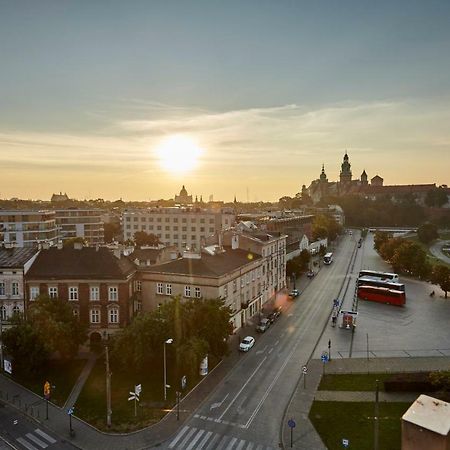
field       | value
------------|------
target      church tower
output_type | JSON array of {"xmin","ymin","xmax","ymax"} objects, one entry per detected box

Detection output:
[
  {"xmin": 360, "ymin": 169, "xmax": 368, "ymax": 186},
  {"xmin": 340, "ymin": 151, "xmax": 352, "ymax": 186},
  {"xmin": 319, "ymin": 164, "xmax": 328, "ymax": 200}
]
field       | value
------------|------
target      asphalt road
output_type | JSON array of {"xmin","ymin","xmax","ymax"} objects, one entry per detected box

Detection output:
[
  {"xmin": 157, "ymin": 234, "xmax": 357, "ymax": 450},
  {"xmin": 0, "ymin": 402, "xmax": 76, "ymax": 450}
]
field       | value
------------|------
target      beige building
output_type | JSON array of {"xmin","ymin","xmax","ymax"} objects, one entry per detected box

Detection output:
[
  {"xmin": 122, "ymin": 207, "xmax": 235, "ymax": 251},
  {"xmin": 54, "ymin": 208, "xmax": 104, "ymax": 245},
  {"xmin": 402, "ymin": 395, "xmax": 450, "ymax": 450}
]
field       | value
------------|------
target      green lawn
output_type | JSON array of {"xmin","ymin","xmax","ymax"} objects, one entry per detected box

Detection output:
[
  {"xmin": 318, "ymin": 373, "xmax": 393, "ymax": 391},
  {"xmin": 14, "ymin": 359, "xmax": 86, "ymax": 407},
  {"xmin": 76, "ymin": 354, "xmax": 220, "ymax": 432},
  {"xmin": 310, "ymin": 401, "xmax": 410, "ymax": 450}
]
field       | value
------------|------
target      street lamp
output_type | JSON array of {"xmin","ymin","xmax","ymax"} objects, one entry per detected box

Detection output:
[{"xmin": 163, "ymin": 338, "xmax": 173, "ymax": 401}]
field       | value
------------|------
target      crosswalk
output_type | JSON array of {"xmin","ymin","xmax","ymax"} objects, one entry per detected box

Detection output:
[
  {"xmin": 16, "ymin": 428, "xmax": 57, "ymax": 450},
  {"xmin": 168, "ymin": 425, "xmax": 275, "ymax": 450}
]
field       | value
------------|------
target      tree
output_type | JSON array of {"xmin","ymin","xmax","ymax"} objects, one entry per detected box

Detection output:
[
  {"xmin": 28, "ymin": 296, "xmax": 87, "ymax": 359},
  {"xmin": 104, "ymin": 222, "xmax": 121, "ymax": 243},
  {"xmin": 63, "ymin": 237, "xmax": 86, "ymax": 248},
  {"xmin": 312, "ymin": 214, "xmax": 342, "ymax": 241},
  {"xmin": 2, "ymin": 317, "xmax": 49, "ymax": 375},
  {"xmin": 374, "ymin": 231, "xmax": 392, "ymax": 253},
  {"xmin": 431, "ymin": 265, "xmax": 450, "ymax": 298},
  {"xmin": 133, "ymin": 231, "xmax": 161, "ymax": 247},
  {"xmin": 379, "ymin": 237, "xmax": 403, "ymax": 261},
  {"xmin": 391, "ymin": 241, "xmax": 430, "ymax": 279},
  {"xmin": 417, "ymin": 223, "xmax": 439, "ymax": 244}
]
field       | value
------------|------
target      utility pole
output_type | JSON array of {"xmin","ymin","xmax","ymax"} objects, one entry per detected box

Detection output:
[
  {"xmin": 374, "ymin": 379, "xmax": 379, "ymax": 450},
  {"xmin": 105, "ymin": 345, "xmax": 112, "ymax": 428}
]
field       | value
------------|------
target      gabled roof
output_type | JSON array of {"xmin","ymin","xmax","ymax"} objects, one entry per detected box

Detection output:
[
  {"xmin": 27, "ymin": 247, "xmax": 135, "ymax": 280},
  {"xmin": 144, "ymin": 247, "xmax": 261, "ymax": 278},
  {"xmin": 0, "ymin": 247, "xmax": 39, "ymax": 268}
]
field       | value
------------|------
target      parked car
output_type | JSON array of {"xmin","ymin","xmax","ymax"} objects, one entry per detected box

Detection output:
[
  {"xmin": 307, "ymin": 270, "xmax": 315, "ymax": 278},
  {"xmin": 239, "ymin": 336, "xmax": 255, "ymax": 352},
  {"xmin": 268, "ymin": 307, "xmax": 282, "ymax": 323},
  {"xmin": 256, "ymin": 318, "xmax": 271, "ymax": 332},
  {"xmin": 289, "ymin": 288, "xmax": 299, "ymax": 299}
]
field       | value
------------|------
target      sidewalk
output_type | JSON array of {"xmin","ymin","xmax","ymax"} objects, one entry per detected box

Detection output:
[
  {"xmin": 0, "ymin": 313, "xmax": 278, "ymax": 450},
  {"xmin": 282, "ymin": 356, "xmax": 450, "ymax": 449},
  {"xmin": 64, "ymin": 353, "xmax": 97, "ymax": 409}
]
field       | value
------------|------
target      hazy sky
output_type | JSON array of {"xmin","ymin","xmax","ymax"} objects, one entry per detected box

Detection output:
[{"xmin": 1, "ymin": 0, "xmax": 450, "ymax": 201}]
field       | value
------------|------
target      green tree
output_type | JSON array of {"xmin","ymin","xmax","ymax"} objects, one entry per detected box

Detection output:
[
  {"xmin": 133, "ymin": 231, "xmax": 161, "ymax": 247},
  {"xmin": 312, "ymin": 214, "xmax": 342, "ymax": 241},
  {"xmin": 28, "ymin": 296, "xmax": 87, "ymax": 359},
  {"xmin": 391, "ymin": 241, "xmax": 430, "ymax": 279},
  {"xmin": 431, "ymin": 265, "xmax": 450, "ymax": 298},
  {"xmin": 374, "ymin": 231, "xmax": 392, "ymax": 252},
  {"xmin": 63, "ymin": 237, "xmax": 86, "ymax": 248},
  {"xmin": 379, "ymin": 237, "xmax": 403, "ymax": 261},
  {"xmin": 2, "ymin": 317, "xmax": 49, "ymax": 375},
  {"xmin": 104, "ymin": 222, "xmax": 121, "ymax": 243},
  {"xmin": 417, "ymin": 223, "xmax": 439, "ymax": 244}
]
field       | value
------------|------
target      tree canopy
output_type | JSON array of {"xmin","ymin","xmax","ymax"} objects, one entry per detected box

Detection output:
[
  {"xmin": 133, "ymin": 231, "xmax": 161, "ymax": 247},
  {"xmin": 431, "ymin": 265, "xmax": 450, "ymax": 298},
  {"xmin": 417, "ymin": 223, "xmax": 439, "ymax": 244}
]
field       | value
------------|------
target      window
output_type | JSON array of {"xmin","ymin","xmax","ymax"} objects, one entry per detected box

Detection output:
[
  {"xmin": 108, "ymin": 286, "xmax": 118, "ymax": 301},
  {"xmin": 224, "ymin": 285, "xmax": 228, "ymax": 297},
  {"xmin": 90, "ymin": 286, "xmax": 100, "ymax": 301},
  {"xmin": 0, "ymin": 282, "xmax": 5, "ymax": 296},
  {"xmin": 12, "ymin": 282, "xmax": 19, "ymax": 296},
  {"xmin": 166, "ymin": 284, "xmax": 172, "ymax": 295},
  {"xmin": 30, "ymin": 286, "xmax": 39, "ymax": 300},
  {"xmin": 182, "ymin": 226, "xmax": 187, "ymax": 231},
  {"xmin": 48, "ymin": 286, "xmax": 58, "ymax": 298},
  {"xmin": 184, "ymin": 286, "xmax": 191, "ymax": 297},
  {"xmin": 135, "ymin": 280, "xmax": 142, "ymax": 292},
  {"xmin": 109, "ymin": 308, "xmax": 119, "ymax": 324},
  {"xmin": 194, "ymin": 287, "xmax": 201, "ymax": 298},
  {"xmin": 165, "ymin": 226, "xmax": 170, "ymax": 231},
  {"xmin": 209, "ymin": 227, "xmax": 214, "ymax": 233},
  {"xmin": 157, "ymin": 282, "xmax": 163, "ymax": 294},
  {"xmin": 69, "ymin": 286, "xmax": 78, "ymax": 301},
  {"xmin": 0, "ymin": 305, "xmax": 6, "ymax": 321},
  {"xmin": 233, "ymin": 280, "xmax": 237, "ymax": 292},
  {"xmin": 12, "ymin": 304, "xmax": 20, "ymax": 315},
  {"xmin": 90, "ymin": 309, "xmax": 100, "ymax": 324},
  {"xmin": 72, "ymin": 308, "xmax": 79, "ymax": 319},
  {"xmin": 191, "ymin": 227, "xmax": 196, "ymax": 232}
]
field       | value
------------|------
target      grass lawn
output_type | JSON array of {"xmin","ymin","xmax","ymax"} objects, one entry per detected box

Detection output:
[
  {"xmin": 405, "ymin": 235, "xmax": 450, "ymax": 269},
  {"xmin": 318, "ymin": 373, "xmax": 393, "ymax": 391},
  {"xmin": 14, "ymin": 359, "xmax": 86, "ymax": 407},
  {"xmin": 310, "ymin": 401, "xmax": 410, "ymax": 450},
  {"xmin": 76, "ymin": 354, "xmax": 220, "ymax": 432}
]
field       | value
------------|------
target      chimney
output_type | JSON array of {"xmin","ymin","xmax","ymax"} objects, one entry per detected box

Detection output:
[
  {"xmin": 231, "ymin": 234, "xmax": 239, "ymax": 250},
  {"xmin": 42, "ymin": 242, "xmax": 50, "ymax": 250},
  {"xmin": 74, "ymin": 242, "xmax": 83, "ymax": 250}
]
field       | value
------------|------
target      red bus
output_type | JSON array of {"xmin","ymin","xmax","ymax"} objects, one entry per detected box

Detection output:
[
  {"xmin": 357, "ymin": 276, "xmax": 405, "ymax": 292},
  {"xmin": 357, "ymin": 285, "xmax": 406, "ymax": 306}
]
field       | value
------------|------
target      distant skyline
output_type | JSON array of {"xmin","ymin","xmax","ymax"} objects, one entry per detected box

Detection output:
[{"xmin": 1, "ymin": 0, "xmax": 449, "ymax": 201}]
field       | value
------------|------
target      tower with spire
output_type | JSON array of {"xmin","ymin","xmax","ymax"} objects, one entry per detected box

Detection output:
[
  {"xmin": 339, "ymin": 151, "xmax": 352, "ymax": 187},
  {"xmin": 360, "ymin": 169, "xmax": 368, "ymax": 186}
]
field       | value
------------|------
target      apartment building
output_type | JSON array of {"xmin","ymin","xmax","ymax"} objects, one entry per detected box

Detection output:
[
  {"xmin": 0, "ymin": 210, "xmax": 58, "ymax": 248},
  {"xmin": 122, "ymin": 207, "xmax": 235, "ymax": 251},
  {"xmin": 54, "ymin": 208, "xmax": 104, "ymax": 245},
  {"xmin": 25, "ymin": 245, "xmax": 136, "ymax": 344},
  {"xmin": 0, "ymin": 247, "xmax": 39, "ymax": 324}
]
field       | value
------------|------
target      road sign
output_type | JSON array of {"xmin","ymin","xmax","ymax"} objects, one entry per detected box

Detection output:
[
  {"xmin": 342, "ymin": 438, "xmax": 349, "ymax": 448},
  {"xmin": 302, "ymin": 365, "xmax": 308, "ymax": 374},
  {"xmin": 67, "ymin": 407, "xmax": 74, "ymax": 415},
  {"xmin": 135, "ymin": 384, "xmax": 142, "ymax": 396},
  {"xmin": 288, "ymin": 419, "xmax": 296, "ymax": 428},
  {"xmin": 321, "ymin": 353, "xmax": 329, "ymax": 363},
  {"xmin": 181, "ymin": 375, "xmax": 187, "ymax": 390}
]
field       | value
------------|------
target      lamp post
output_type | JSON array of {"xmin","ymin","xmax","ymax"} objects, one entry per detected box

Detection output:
[{"xmin": 163, "ymin": 338, "xmax": 173, "ymax": 401}]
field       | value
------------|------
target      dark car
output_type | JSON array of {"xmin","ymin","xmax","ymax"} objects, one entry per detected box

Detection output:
[
  {"xmin": 288, "ymin": 289, "xmax": 299, "ymax": 299},
  {"xmin": 267, "ymin": 307, "xmax": 282, "ymax": 323},
  {"xmin": 307, "ymin": 270, "xmax": 315, "ymax": 278},
  {"xmin": 256, "ymin": 318, "xmax": 271, "ymax": 332}
]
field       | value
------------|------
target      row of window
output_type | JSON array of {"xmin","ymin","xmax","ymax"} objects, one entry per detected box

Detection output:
[
  {"xmin": 30, "ymin": 286, "xmax": 119, "ymax": 301},
  {"xmin": 0, "ymin": 304, "xmax": 21, "ymax": 320},
  {"xmin": 126, "ymin": 224, "xmax": 215, "ymax": 232},
  {"xmin": 0, "ymin": 281, "xmax": 20, "ymax": 297},
  {"xmin": 83, "ymin": 307, "xmax": 119, "ymax": 324},
  {"xmin": 156, "ymin": 283, "xmax": 201, "ymax": 298},
  {"xmin": 126, "ymin": 216, "xmax": 216, "ymax": 224}
]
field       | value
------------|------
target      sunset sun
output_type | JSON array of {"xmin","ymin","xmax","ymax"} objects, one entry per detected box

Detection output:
[{"xmin": 156, "ymin": 135, "xmax": 203, "ymax": 173}]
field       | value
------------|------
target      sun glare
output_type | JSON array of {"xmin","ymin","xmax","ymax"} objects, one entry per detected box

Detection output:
[{"xmin": 156, "ymin": 135, "xmax": 203, "ymax": 173}]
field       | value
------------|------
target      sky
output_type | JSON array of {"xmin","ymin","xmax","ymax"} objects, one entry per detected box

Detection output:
[{"xmin": 1, "ymin": 0, "xmax": 450, "ymax": 202}]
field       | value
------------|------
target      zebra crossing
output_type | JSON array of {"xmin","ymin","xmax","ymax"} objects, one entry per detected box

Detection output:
[
  {"xmin": 168, "ymin": 425, "xmax": 275, "ymax": 450},
  {"xmin": 16, "ymin": 428, "xmax": 57, "ymax": 450}
]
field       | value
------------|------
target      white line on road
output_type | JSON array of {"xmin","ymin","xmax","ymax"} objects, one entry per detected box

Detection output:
[
  {"xmin": 218, "ymin": 356, "xmax": 267, "ymax": 421},
  {"xmin": 196, "ymin": 431, "xmax": 213, "ymax": 450},
  {"xmin": 185, "ymin": 429, "xmax": 205, "ymax": 450},
  {"xmin": 25, "ymin": 434, "xmax": 47, "ymax": 448},
  {"xmin": 210, "ymin": 393, "xmax": 229, "ymax": 410},
  {"xmin": 33, "ymin": 430, "xmax": 56, "ymax": 445},
  {"xmin": 177, "ymin": 427, "xmax": 197, "ymax": 449},
  {"xmin": 225, "ymin": 437, "xmax": 238, "ymax": 450},
  {"xmin": 168, "ymin": 425, "xmax": 189, "ymax": 448},
  {"xmin": 268, "ymin": 348, "xmax": 273, "ymax": 354},
  {"xmin": 274, "ymin": 340, "xmax": 280, "ymax": 346},
  {"xmin": 16, "ymin": 438, "xmax": 38, "ymax": 450}
]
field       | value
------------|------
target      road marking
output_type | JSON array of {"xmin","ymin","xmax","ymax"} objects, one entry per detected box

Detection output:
[
  {"xmin": 177, "ymin": 427, "xmax": 197, "ymax": 449},
  {"xmin": 205, "ymin": 433, "xmax": 220, "ymax": 450},
  {"xmin": 34, "ymin": 430, "xmax": 56, "ymax": 444},
  {"xmin": 235, "ymin": 440, "xmax": 247, "ymax": 450},
  {"xmin": 16, "ymin": 438, "xmax": 38, "ymax": 450},
  {"xmin": 25, "ymin": 433, "xmax": 48, "ymax": 448},
  {"xmin": 185, "ymin": 429, "xmax": 205, "ymax": 450},
  {"xmin": 218, "ymin": 356, "xmax": 267, "ymax": 420},
  {"xmin": 268, "ymin": 348, "xmax": 273, "ymax": 354},
  {"xmin": 216, "ymin": 435, "xmax": 231, "ymax": 450},
  {"xmin": 245, "ymin": 444, "xmax": 254, "ymax": 450},
  {"xmin": 210, "ymin": 393, "xmax": 229, "ymax": 410},
  {"xmin": 168, "ymin": 425, "xmax": 190, "ymax": 448},
  {"xmin": 197, "ymin": 431, "xmax": 213, "ymax": 450},
  {"xmin": 225, "ymin": 437, "xmax": 238, "ymax": 450},
  {"xmin": 274, "ymin": 340, "xmax": 280, "ymax": 346}
]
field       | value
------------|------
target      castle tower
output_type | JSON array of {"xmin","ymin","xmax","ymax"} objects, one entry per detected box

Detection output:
[
  {"xmin": 340, "ymin": 151, "xmax": 352, "ymax": 186},
  {"xmin": 361, "ymin": 169, "xmax": 368, "ymax": 186}
]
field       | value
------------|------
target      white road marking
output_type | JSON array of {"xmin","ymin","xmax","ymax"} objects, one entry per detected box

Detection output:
[
  {"xmin": 210, "ymin": 393, "xmax": 229, "ymax": 410},
  {"xmin": 185, "ymin": 429, "xmax": 205, "ymax": 450},
  {"xmin": 177, "ymin": 427, "xmax": 197, "ymax": 449},
  {"xmin": 168, "ymin": 425, "xmax": 189, "ymax": 448},
  {"xmin": 216, "ymin": 435, "xmax": 231, "ymax": 450},
  {"xmin": 16, "ymin": 438, "xmax": 38, "ymax": 450},
  {"xmin": 218, "ymin": 356, "xmax": 267, "ymax": 420},
  {"xmin": 205, "ymin": 434, "xmax": 220, "ymax": 450},
  {"xmin": 197, "ymin": 431, "xmax": 213, "ymax": 450},
  {"xmin": 245, "ymin": 444, "xmax": 254, "ymax": 450},
  {"xmin": 25, "ymin": 433, "xmax": 47, "ymax": 448},
  {"xmin": 235, "ymin": 440, "xmax": 247, "ymax": 450},
  {"xmin": 34, "ymin": 430, "xmax": 56, "ymax": 444},
  {"xmin": 274, "ymin": 340, "xmax": 280, "ymax": 346},
  {"xmin": 268, "ymin": 348, "xmax": 273, "ymax": 354},
  {"xmin": 225, "ymin": 437, "xmax": 238, "ymax": 450}
]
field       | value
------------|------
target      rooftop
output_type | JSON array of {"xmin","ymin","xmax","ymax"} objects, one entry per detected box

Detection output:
[{"xmin": 0, "ymin": 247, "xmax": 39, "ymax": 268}]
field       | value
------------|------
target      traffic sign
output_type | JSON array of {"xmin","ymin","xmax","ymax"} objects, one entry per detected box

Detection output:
[
  {"xmin": 302, "ymin": 365, "xmax": 308, "ymax": 374},
  {"xmin": 67, "ymin": 407, "xmax": 74, "ymax": 415},
  {"xmin": 321, "ymin": 354, "xmax": 329, "ymax": 363},
  {"xmin": 181, "ymin": 375, "xmax": 187, "ymax": 390},
  {"xmin": 342, "ymin": 438, "xmax": 349, "ymax": 448},
  {"xmin": 135, "ymin": 384, "xmax": 142, "ymax": 396},
  {"xmin": 44, "ymin": 381, "xmax": 51, "ymax": 399},
  {"xmin": 288, "ymin": 419, "xmax": 296, "ymax": 428}
]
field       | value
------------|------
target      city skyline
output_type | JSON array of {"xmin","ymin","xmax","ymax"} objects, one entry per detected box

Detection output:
[{"xmin": 1, "ymin": 0, "xmax": 450, "ymax": 201}]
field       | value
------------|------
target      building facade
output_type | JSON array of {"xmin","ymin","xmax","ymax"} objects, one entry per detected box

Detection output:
[
  {"xmin": 0, "ymin": 210, "xmax": 58, "ymax": 248},
  {"xmin": 122, "ymin": 207, "xmax": 235, "ymax": 251},
  {"xmin": 54, "ymin": 208, "xmax": 104, "ymax": 245},
  {"xmin": 25, "ymin": 246, "xmax": 137, "ymax": 342},
  {"xmin": 0, "ymin": 247, "xmax": 39, "ymax": 324}
]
